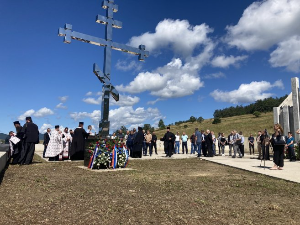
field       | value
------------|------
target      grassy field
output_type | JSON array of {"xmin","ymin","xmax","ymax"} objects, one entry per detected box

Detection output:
[
  {"xmin": 0, "ymin": 155, "xmax": 299, "ymax": 224},
  {"xmin": 155, "ymin": 112, "xmax": 274, "ymax": 138}
]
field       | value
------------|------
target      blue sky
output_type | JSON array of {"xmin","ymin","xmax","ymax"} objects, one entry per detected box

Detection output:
[{"xmin": 0, "ymin": 0, "xmax": 299, "ymax": 134}]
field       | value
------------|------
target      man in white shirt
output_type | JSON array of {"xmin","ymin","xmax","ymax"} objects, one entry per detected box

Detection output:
[{"xmin": 181, "ymin": 132, "xmax": 188, "ymax": 154}]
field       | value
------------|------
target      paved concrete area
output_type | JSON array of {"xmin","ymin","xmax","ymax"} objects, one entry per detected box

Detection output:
[
  {"xmin": 202, "ymin": 154, "xmax": 300, "ymax": 183},
  {"xmin": 34, "ymin": 144, "xmax": 300, "ymax": 184}
]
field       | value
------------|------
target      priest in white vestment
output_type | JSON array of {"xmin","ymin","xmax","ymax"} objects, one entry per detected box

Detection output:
[
  {"xmin": 62, "ymin": 127, "xmax": 72, "ymax": 160},
  {"xmin": 45, "ymin": 125, "xmax": 63, "ymax": 161}
]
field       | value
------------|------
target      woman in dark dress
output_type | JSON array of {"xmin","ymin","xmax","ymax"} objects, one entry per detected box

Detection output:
[{"xmin": 270, "ymin": 124, "xmax": 285, "ymax": 170}]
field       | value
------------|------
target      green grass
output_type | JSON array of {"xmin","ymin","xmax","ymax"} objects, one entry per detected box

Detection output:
[{"xmin": 155, "ymin": 112, "xmax": 274, "ymax": 137}]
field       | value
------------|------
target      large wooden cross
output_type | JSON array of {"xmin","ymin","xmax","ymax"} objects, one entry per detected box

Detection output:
[{"xmin": 58, "ymin": 0, "xmax": 149, "ymax": 137}]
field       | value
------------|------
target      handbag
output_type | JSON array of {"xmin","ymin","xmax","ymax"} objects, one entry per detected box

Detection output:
[{"xmin": 273, "ymin": 135, "xmax": 286, "ymax": 145}]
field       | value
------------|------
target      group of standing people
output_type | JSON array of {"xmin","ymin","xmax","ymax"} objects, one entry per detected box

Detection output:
[
  {"xmin": 44, "ymin": 122, "xmax": 92, "ymax": 161},
  {"xmin": 124, "ymin": 128, "xmax": 158, "ymax": 158},
  {"xmin": 8, "ymin": 117, "xmax": 39, "ymax": 165}
]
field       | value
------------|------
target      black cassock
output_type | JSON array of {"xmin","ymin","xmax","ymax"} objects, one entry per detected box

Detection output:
[
  {"xmin": 20, "ymin": 122, "xmax": 39, "ymax": 165},
  {"xmin": 132, "ymin": 130, "xmax": 144, "ymax": 158},
  {"xmin": 70, "ymin": 128, "xmax": 89, "ymax": 160},
  {"xmin": 205, "ymin": 133, "xmax": 213, "ymax": 157},
  {"xmin": 161, "ymin": 131, "xmax": 175, "ymax": 157}
]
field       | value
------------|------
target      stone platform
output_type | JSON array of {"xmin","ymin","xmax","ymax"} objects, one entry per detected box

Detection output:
[{"xmin": 0, "ymin": 144, "xmax": 10, "ymax": 176}]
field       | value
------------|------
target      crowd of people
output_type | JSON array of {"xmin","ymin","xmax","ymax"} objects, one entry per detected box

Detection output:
[
  {"xmin": 6, "ymin": 117, "xmax": 297, "ymax": 170},
  {"xmin": 7, "ymin": 118, "xmax": 95, "ymax": 164}
]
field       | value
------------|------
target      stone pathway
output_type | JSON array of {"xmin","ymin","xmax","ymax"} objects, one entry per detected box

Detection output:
[{"xmin": 202, "ymin": 154, "xmax": 300, "ymax": 183}]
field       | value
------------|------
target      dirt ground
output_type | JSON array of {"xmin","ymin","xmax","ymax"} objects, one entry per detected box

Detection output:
[{"xmin": 0, "ymin": 155, "xmax": 300, "ymax": 225}]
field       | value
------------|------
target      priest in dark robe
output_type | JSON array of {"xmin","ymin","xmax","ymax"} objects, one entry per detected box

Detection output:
[
  {"xmin": 205, "ymin": 129, "xmax": 213, "ymax": 157},
  {"xmin": 70, "ymin": 122, "xmax": 89, "ymax": 160},
  {"xmin": 132, "ymin": 127, "xmax": 143, "ymax": 158},
  {"xmin": 12, "ymin": 121, "xmax": 23, "ymax": 164},
  {"xmin": 20, "ymin": 117, "xmax": 39, "ymax": 165},
  {"xmin": 160, "ymin": 127, "xmax": 175, "ymax": 157}
]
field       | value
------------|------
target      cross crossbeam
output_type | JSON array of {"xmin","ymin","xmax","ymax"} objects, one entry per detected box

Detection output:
[
  {"xmin": 58, "ymin": 0, "xmax": 148, "ymax": 137},
  {"xmin": 58, "ymin": 24, "xmax": 149, "ymax": 61}
]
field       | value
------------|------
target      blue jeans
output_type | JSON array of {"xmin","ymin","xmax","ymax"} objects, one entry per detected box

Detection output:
[
  {"xmin": 212, "ymin": 143, "xmax": 216, "ymax": 155},
  {"xmin": 175, "ymin": 141, "xmax": 180, "ymax": 154},
  {"xmin": 191, "ymin": 143, "xmax": 196, "ymax": 154},
  {"xmin": 196, "ymin": 142, "xmax": 202, "ymax": 156}
]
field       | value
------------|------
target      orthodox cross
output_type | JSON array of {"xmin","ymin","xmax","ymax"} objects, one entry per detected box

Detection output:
[{"xmin": 58, "ymin": 0, "xmax": 149, "ymax": 137}]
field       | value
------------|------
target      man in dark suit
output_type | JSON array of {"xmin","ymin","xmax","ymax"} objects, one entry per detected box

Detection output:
[
  {"xmin": 20, "ymin": 117, "xmax": 39, "ymax": 165},
  {"xmin": 43, "ymin": 128, "xmax": 51, "ymax": 158}
]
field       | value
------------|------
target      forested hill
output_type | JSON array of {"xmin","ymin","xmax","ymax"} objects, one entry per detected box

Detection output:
[{"xmin": 213, "ymin": 95, "xmax": 287, "ymax": 118}]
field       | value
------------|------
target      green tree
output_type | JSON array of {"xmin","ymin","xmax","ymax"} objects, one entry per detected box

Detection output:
[
  {"xmin": 115, "ymin": 125, "xmax": 127, "ymax": 134},
  {"xmin": 253, "ymin": 111, "xmax": 261, "ymax": 118},
  {"xmin": 189, "ymin": 116, "xmax": 197, "ymax": 123},
  {"xmin": 212, "ymin": 118, "xmax": 221, "ymax": 124},
  {"xmin": 158, "ymin": 119, "xmax": 165, "ymax": 129},
  {"xmin": 143, "ymin": 124, "xmax": 152, "ymax": 131},
  {"xmin": 197, "ymin": 116, "xmax": 204, "ymax": 123}
]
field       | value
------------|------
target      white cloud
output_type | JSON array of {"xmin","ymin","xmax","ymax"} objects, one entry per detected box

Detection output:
[
  {"xmin": 34, "ymin": 107, "xmax": 54, "ymax": 117},
  {"xmin": 18, "ymin": 109, "xmax": 35, "ymax": 121},
  {"xmin": 56, "ymin": 103, "xmax": 67, "ymax": 109},
  {"xmin": 39, "ymin": 123, "xmax": 53, "ymax": 133},
  {"xmin": 111, "ymin": 95, "xmax": 140, "ymax": 107},
  {"xmin": 70, "ymin": 107, "xmax": 163, "ymax": 132},
  {"xmin": 119, "ymin": 19, "xmax": 216, "ymax": 100},
  {"xmin": 85, "ymin": 91, "xmax": 93, "ymax": 96},
  {"xmin": 211, "ymin": 55, "xmax": 248, "ymax": 68},
  {"xmin": 82, "ymin": 94, "xmax": 140, "ymax": 107},
  {"xmin": 109, "ymin": 107, "xmax": 163, "ymax": 131},
  {"xmin": 58, "ymin": 96, "xmax": 68, "ymax": 102},
  {"xmin": 210, "ymin": 80, "xmax": 284, "ymax": 104},
  {"xmin": 225, "ymin": 0, "xmax": 300, "ymax": 51},
  {"xmin": 269, "ymin": 35, "xmax": 300, "ymax": 72},
  {"xmin": 128, "ymin": 19, "xmax": 213, "ymax": 57},
  {"xmin": 70, "ymin": 110, "xmax": 101, "ymax": 124},
  {"xmin": 116, "ymin": 46, "xmax": 214, "ymax": 99},
  {"xmin": 147, "ymin": 98, "xmax": 163, "ymax": 105},
  {"xmin": 115, "ymin": 60, "xmax": 142, "ymax": 72},
  {"xmin": 82, "ymin": 97, "xmax": 102, "ymax": 105},
  {"xmin": 202, "ymin": 72, "xmax": 226, "ymax": 79}
]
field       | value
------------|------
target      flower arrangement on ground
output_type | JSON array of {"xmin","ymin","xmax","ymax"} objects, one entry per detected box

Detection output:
[{"xmin": 87, "ymin": 138, "xmax": 129, "ymax": 169}]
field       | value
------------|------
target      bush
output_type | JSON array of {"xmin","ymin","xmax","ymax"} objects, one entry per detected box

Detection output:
[
  {"xmin": 295, "ymin": 144, "xmax": 300, "ymax": 160},
  {"xmin": 253, "ymin": 111, "xmax": 261, "ymax": 118},
  {"xmin": 212, "ymin": 118, "xmax": 221, "ymax": 124},
  {"xmin": 184, "ymin": 125, "xmax": 188, "ymax": 128}
]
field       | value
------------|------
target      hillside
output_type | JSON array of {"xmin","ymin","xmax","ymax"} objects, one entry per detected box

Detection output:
[
  {"xmin": 155, "ymin": 112, "xmax": 274, "ymax": 138},
  {"xmin": 0, "ymin": 133, "xmax": 44, "ymax": 141}
]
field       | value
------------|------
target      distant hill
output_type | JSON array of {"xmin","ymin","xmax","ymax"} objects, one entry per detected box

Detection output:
[
  {"xmin": 0, "ymin": 133, "xmax": 9, "ymax": 140},
  {"xmin": 155, "ymin": 112, "xmax": 274, "ymax": 138},
  {"xmin": 0, "ymin": 132, "xmax": 44, "ymax": 141}
]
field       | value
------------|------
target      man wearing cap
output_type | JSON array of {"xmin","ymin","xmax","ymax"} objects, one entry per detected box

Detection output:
[
  {"xmin": 70, "ymin": 122, "xmax": 89, "ymax": 160},
  {"xmin": 11, "ymin": 121, "xmax": 23, "ymax": 164},
  {"xmin": 160, "ymin": 127, "xmax": 175, "ymax": 157},
  {"xmin": 45, "ymin": 125, "xmax": 63, "ymax": 161},
  {"xmin": 20, "ymin": 117, "xmax": 39, "ymax": 165}
]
